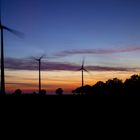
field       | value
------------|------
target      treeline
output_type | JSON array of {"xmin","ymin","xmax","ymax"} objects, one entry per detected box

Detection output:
[
  {"xmin": 1, "ymin": 74, "xmax": 140, "ymax": 96},
  {"xmin": 73, "ymin": 75, "xmax": 140, "ymax": 96}
]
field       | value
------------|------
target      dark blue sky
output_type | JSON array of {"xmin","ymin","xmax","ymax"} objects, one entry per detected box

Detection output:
[{"xmin": 1, "ymin": 0, "xmax": 140, "ymax": 67}]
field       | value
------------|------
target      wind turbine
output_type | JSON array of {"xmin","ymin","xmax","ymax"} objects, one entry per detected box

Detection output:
[
  {"xmin": 33, "ymin": 55, "xmax": 45, "ymax": 94},
  {"xmin": 0, "ymin": 17, "xmax": 23, "ymax": 94},
  {"xmin": 79, "ymin": 58, "xmax": 89, "ymax": 94}
]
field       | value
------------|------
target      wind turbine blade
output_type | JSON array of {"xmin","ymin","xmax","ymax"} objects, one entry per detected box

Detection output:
[
  {"xmin": 85, "ymin": 69, "xmax": 94, "ymax": 79},
  {"xmin": 77, "ymin": 68, "xmax": 82, "ymax": 71},
  {"xmin": 83, "ymin": 68, "xmax": 89, "ymax": 73},
  {"xmin": 82, "ymin": 58, "xmax": 85, "ymax": 66},
  {"xmin": 40, "ymin": 54, "xmax": 46, "ymax": 60},
  {"xmin": 3, "ymin": 26, "xmax": 24, "ymax": 38},
  {"xmin": 31, "ymin": 56, "xmax": 39, "ymax": 61}
]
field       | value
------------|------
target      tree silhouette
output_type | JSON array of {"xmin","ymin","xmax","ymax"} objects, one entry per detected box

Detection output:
[
  {"xmin": 3, "ymin": 74, "xmax": 140, "ymax": 96},
  {"xmin": 13, "ymin": 89, "xmax": 22, "ymax": 96},
  {"xmin": 124, "ymin": 75, "xmax": 140, "ymax": 95},
  {"xmin": 56, "ymin": 88, "xmax": 63, "ymax": 95},
  {"xmin": 40, "ymin": 90, "xmax": 47, "ymax": 95},
  {"xmin": 92, "ymin": 81, "xmax": 106, "ymax": 96},
  {"xmin": 105, "ymin": 78, "xmax": 123, "ymax": 95}
]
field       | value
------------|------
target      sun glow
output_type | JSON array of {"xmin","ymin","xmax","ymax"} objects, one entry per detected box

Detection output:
[{"xmin": 5, "ymin": 69, "xmax": 139, "ymax": 94}]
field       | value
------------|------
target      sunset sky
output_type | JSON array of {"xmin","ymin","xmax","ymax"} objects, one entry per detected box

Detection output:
[{"xmin": 1, "ymin": 0, "xmax": 140, "ymax": 93}]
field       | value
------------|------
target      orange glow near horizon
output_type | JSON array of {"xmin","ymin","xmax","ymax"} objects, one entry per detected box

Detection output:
[{"xmin": 5, "ymin": 69, "xmax": 140, "ymax": 94}]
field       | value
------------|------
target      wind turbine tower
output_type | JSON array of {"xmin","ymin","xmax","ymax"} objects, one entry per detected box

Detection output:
[
  {"xmin": 0, "ymin": 17, "xmax": 22, "ymax": 94},
  {"xmin": 33, "ymin": 55, "xmax": 45, "ymax": 94},
  {"xmin": 79, "ymin": 58, "xmax": 88, "ymax": 94}
]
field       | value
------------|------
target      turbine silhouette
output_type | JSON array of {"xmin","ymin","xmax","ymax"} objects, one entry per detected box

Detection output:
[
  {"xmin": 0, "ymin": 17, "xmax": 23, "ymax": 94},
  {"xmin": 33, "ymin": 55, "xmax": 45, "ymax": 94},
  {"xmin": 78, "ymin": 58, "xmax": 89, "ymax": 94}
]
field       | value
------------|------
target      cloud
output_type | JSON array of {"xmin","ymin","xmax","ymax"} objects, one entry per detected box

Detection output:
[
  {"xmin": 86, "ymin": 66, "xmax": 130, "ymax": 71},
  {"xmin": 54, "ymin": 46, "xmax": 140, "ymax": 57},
  {"xmin": 3, "ymin": 57, "xmax": 137, "ymax": 72},
  {"xmin": 4, "ymin": 57, "xmax": 78, "ymax": 71}
]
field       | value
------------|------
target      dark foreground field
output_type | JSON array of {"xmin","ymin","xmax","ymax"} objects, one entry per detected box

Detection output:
[{"xmin": 0, "ymin": 93, "xmax": 140, "ymax": 97}]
